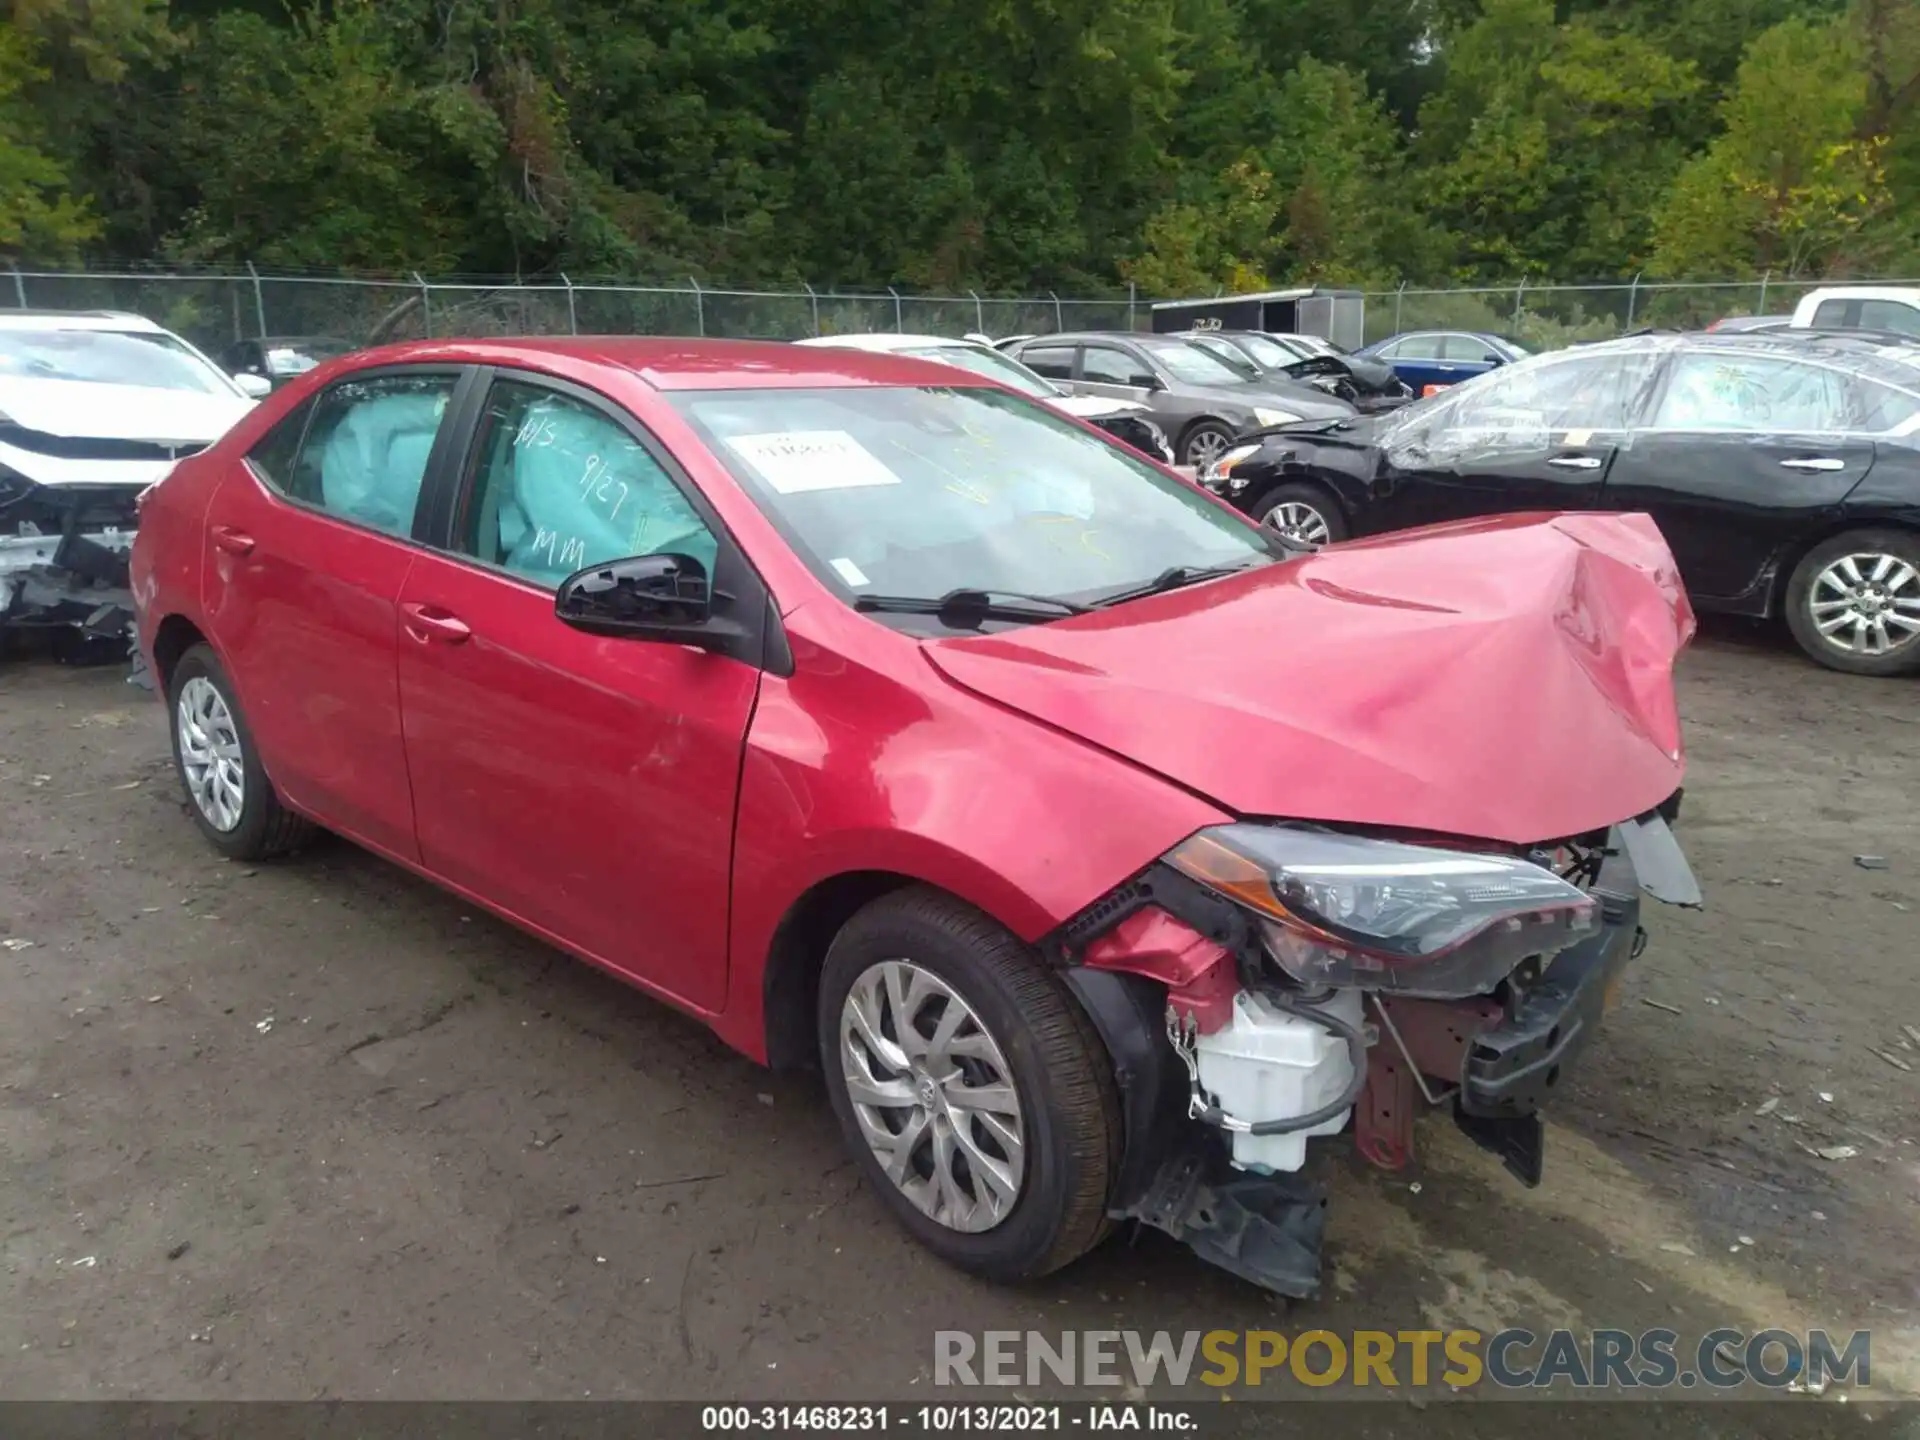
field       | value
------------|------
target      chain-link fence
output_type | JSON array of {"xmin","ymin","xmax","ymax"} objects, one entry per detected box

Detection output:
[
  {"xmin": 11, "ymin": 264, "xmax": 1918, "ymax": 356},
  {"xmin": 2, "ymin": 266, "xmax": 1146, "ymax": 354},
  {"xmin": 1359, "ymin": 276, "xmax": 1920, "ymax": 349}
]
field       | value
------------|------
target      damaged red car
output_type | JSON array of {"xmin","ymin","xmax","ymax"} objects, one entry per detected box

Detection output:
[{"xmin": 129, "ymin": 338, "xmax": 1700, "ymax": 1298}]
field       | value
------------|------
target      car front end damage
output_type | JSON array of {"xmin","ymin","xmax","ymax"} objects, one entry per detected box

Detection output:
[
  {"xmin": 0, "ymin": 471, "xmax": 147, "ymax": 652},
  {"xmin": 1047, "ymin": 802, "xmax": 1699, "ymax": 1300}
]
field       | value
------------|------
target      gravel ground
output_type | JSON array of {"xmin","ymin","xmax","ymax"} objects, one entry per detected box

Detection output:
[{"xmin": 0, "ymin": 621, "xmax": 1915, "ymax": 1425}]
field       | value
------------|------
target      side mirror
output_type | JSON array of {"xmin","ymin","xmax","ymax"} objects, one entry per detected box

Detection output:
[
  {"xmin": 234, "ymin": 372, "xmax": 273, "ymax": 399},
  {"xmin": 555, "ymin": 551, "xmax": 738, "ymax": 648},
  {"xmin": 1483, "ymin": 353, "xmax": 1504, "ymax": 366}
]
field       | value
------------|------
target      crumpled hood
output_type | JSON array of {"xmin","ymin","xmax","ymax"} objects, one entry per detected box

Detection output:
[
  {"xmin": 924, "ymin": 513, "xmax": 1695, "ymax": 846},
  {"xmin": 0, "ymin": 376, "xmax": 253, "ymax": 444}
]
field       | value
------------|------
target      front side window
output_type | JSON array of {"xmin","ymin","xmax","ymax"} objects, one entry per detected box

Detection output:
[
  {"xmin": 1444, "ymin": 334, "xmax": 1503, "ymax": 362},
  {"xmin": 1651, "ymin": 353, "xmax": 1850, "ymax": 432},
  {"xmin": 1382, "ymin": 349, "xmax": 1657, "ymax": 466},
  {"xmin": 1081, "ymin": 345, "xmax": 1158, "ymax": 387},
  {"xmin": 282, "ymin": 373, "xmax": 457, "ymax": 537},
  {"xmin": 0, "ymin": 328, "xmax": 237, "ymax": 395},
  {"xmin": 670, "ymin": 386, "xmax": 1270, "ymax": 612},
  {"xmin": 457, "ymin": 380, "xmax": 717, "ymax": 589}
]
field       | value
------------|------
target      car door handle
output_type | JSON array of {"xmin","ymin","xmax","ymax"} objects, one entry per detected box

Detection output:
[
  {"xmin": 401, "ymin": 603, "xmax": 472, "ymax": 645},
  {"xmin": 210, "ymin": 525, "xmax": 256, "ymax": 555},
  {"xmin": 1780, "ymin": 457, "xmax": 1846, "ymax": 472},
  {"xmin": 1548, "ymin": 455, "xmax": 1605, "ymax": 470}
]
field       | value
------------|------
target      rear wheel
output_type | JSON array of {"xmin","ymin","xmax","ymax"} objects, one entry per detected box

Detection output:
[
  {"xmin": 817, "ymin": 887, "xmax": 1119, "ymax": 1282},
  {"xmin": 1254, "ymin": 483, "xmax": 1347, "ymax": 545},
  {"xmin": 1784, "ymin": 530, "xmax": 1920, "ymax": 676},
  {"xmin": 168, "ymin": 644, "xmax": 317, "ymax": 859}
]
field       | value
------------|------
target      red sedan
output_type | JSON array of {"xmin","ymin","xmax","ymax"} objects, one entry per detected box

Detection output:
[{"xmin": 130, "ymin": 338, "xmax": 1699, "ymax": 1297}]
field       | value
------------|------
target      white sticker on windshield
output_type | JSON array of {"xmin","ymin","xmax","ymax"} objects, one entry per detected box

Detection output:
[
  {"xmin": 723, "ymin": 430, "xmax": 901, "ymax": 495},
  {"xmin": 829, "ymin": 556, "xmax": 871, "ymax": 588}
]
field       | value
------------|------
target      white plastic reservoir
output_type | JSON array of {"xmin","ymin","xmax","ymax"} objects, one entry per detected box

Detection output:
[{"xmin": 1192, "ymin": 989, "xmax": 1367, "ymax": 1173}]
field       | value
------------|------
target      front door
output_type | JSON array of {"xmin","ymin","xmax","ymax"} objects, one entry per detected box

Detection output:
[
  {"xmin": 200, "ymin": 367, "xmax": 467, "ymax": 859},
  {"xmin": 1604, "ymin": 349, "xmax": 1876, "ymax": 602},
  {"xmin": 1364, "ymin": 348, "xmax": 1656, "ymax": 533},
  {"xmin": 1076, "ymin": 342, "xmax": 1160, "ymax": 407},
  {"xmin": 395, "ymin": 372, "xmax": 761, "ymax": 1010}
]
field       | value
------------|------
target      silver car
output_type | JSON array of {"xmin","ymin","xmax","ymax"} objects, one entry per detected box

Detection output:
[{"xmin": 1006, "ymin": 331, "xmax": 1354, "ymax": 468}]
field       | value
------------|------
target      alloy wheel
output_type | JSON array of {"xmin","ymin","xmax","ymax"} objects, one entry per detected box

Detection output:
[
  {"xmin": 1185, "ymin": 429, "xmax": 1231, "ymax": 468},
  {"xmin": 1808, "ymin": 552, "xmax": 1920, "ymax": 658},
  {"xmin": 839, "ymin": 959, "xmax": 1026, "ymax": 1233},
  {"xmin": 176, "ymin": 676, "xmax": 246, "ymax": 832},
  {"xmin": 1263, "ymin": 501, "xmax": 1333, "ymax": 546}
]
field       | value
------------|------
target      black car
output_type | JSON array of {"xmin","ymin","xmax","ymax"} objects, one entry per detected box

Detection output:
[
  {"xmin": 218, "ymin": 335, "xmax": 358, "ymax": 389},
  {"xmin": 1201, "ymin": 331, "xmax": 1920, "ymax": 675},
  {"xmin": 1182, "ymin": 328, "xmax": 1413, "ymax": 413}
]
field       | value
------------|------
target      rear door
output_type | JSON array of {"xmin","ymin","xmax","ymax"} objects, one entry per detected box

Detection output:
[
  {"xmin": 1603, "ymin": 348, "xmax": 1876, "ymax": 603},
  {"xmin": 1366, "ymin": 347, "xmax": 1655, "ymax": 532},
  {"xmin": 200, "ymin": 365, "xmax": 471, "ymax": 859},
  {"xmin": 393, "ymin": 369, "xmax": 764, "ymax": 1010}
]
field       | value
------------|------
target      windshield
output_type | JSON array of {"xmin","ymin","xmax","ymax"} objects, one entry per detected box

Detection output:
[
  {"xmin": 1141, "ymin": 338, "xmax": 1253, "ymax": 387},
  {"xmin": 898, "ymin": 344, "xmax": 1057, "ymax": 400},
  {"xmin": 671, "ymin": 386, "xmax": 1272, "ymax": 616},
  {"xmin": 1235, "ymin": 333, "xmax": 1306, "ymax": 368},
  {"xmin": 1491, "ymin": 336, "xmax": 1533, "ymax": 360},
  {"xmin": 0, "ymin": 328, "xmax": 237, "ymax": 395},
  {"xmin": 1186, "ymin": 335, "xmax": 1261, "ymax": 379}
]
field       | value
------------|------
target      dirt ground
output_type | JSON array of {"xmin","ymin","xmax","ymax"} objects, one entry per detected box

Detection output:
[{"xmin": 0, "ymin": 619, "xmax": 1915, "ymax": 1425}]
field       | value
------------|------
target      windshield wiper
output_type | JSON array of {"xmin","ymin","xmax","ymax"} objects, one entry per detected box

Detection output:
[
  {"xmin": 855, "ymin": 587, "xmax": 1090, "ymax": 630},
  {"xmin": 1089, "ymin": 562, "xmax": 1263, "ymax": 609}
]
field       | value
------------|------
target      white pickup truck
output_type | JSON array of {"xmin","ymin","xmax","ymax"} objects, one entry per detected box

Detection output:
[{"xmin": 1791, "ymin": 286, "xmax": 1920, "ymax": 338}]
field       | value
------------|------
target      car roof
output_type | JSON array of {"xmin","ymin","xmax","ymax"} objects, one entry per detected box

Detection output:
[
  {"xmin": 332, "ymin": 336, "xmax": 1007, "ymax": 392},
  {"xmin": 793, "ymin": 333, "xmax": 981, "ymax": 353},
  {"xmin": 0, "ymin": 310, "xmax": 165, "ymax": 333}
]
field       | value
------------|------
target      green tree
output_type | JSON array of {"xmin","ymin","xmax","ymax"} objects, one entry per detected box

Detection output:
[
  {"xmin": 0, "ymin": 24, "xmax": 98, "ymax": 259},
  {"xmin": 1650, "ymin": 15, "xmax": 1893, "ymax": 276},
  {"xmin": 1414, "ymin": 0, "xmax": 1701, "ymax": 278}
]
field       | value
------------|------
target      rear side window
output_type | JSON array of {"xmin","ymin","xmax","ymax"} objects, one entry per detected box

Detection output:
[
  {"xmin": 1651, "ymin": 354, "xmax": 1849, "ymax": 432},
  {"xmin": 1857, "ymin": 300, "xmax": 1920, "ymax": 338},
  {"xmin": 1020, "ymin": 346, "xmax": 1076, "ymax": 380},
  {"xmin": 1812, "ymin": 299, "xmax": 1857, "ymax": 329},
  {"xmin": 1394, "ymin": 335, "xmax": 1444, "ymax": 360},
  {"xmin": 1850, "ymin": 378, "xmax": 1920, "ymax": 433},
  {"xmin": 282, "ymin": 374, "xmax": 458, "ymax": 538},
  {"xmin": 246, "ymin": 398, "xmax": 313, "ymax": 489}
]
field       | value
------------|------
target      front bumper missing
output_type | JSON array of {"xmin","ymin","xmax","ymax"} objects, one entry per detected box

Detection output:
[
  {"xmin": 2, "ymin": 477, "xmax": 140, "ymax": 644},
  {"xmin": 1058, "ymin": 818, "xmax": 1690, "ymax": 1299}
]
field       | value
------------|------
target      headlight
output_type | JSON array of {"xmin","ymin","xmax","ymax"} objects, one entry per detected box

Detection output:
[
  {"xmin": 1166, "ymin": 824, "xmax": 1598, "ymax": 999},
  {"xmin": 1202, "ymin": 442, "xmax": 1262, "ymax": 490},
  {"xmin": 1253, "ymin": 407, "xmax": 1299, "ymax": 427}
]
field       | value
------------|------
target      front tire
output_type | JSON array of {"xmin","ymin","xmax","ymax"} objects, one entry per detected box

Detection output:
[
  {"xmin": 1784, "ymin": 530, "xmax": 1920, "ymax": 676},
  {"xmin": 1254, "ymin": 482, "xmax": 1347, "ymax": 544},
  {"xmin": 1179, "ymin": 420, "xmax": 1236, "ymax": 470},
  {"xmin": 168, "ymin": 643, "xmax": 316, "ymax": 859},
  {"xmin": 817, "ymin": 887, "xmax": 1119, "ymax": 1283}
]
